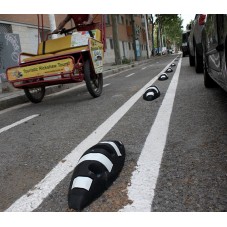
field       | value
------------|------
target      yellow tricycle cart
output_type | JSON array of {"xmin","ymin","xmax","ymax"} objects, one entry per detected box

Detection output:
[{"xmin": 6, "ymin": 14, "xmax": 106, "ymax": 103}]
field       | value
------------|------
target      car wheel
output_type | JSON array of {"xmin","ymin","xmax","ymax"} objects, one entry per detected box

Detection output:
[
  {"xmin": 204, "ymin": 62, "xmax": 216, "ymax": 88},
  {"xmin": 189, "ymin": 51, "xmax": 195, "ymax": 66},
  {"xmin": 195, "ymin": 45, "xmax": 203, "ymax": 73}
]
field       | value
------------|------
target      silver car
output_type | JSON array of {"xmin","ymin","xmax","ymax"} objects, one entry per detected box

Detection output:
[
  {"xmin": 188, "ymin": 14, "xmax": 207, "ymax": 73},
  {"xmin": 202, "ymin": 14, "xmax": 227, "ymax": 92}
]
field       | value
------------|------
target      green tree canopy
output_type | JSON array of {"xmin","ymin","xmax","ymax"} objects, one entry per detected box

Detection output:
[{"xmin": 155, "ymin": 14, "xmax": 183, "ymax": 49}]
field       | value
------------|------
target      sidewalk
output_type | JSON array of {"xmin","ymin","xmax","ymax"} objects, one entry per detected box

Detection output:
[{"xmin": 0, "ymin": 58, "xmax": 153, "ymax": 111}]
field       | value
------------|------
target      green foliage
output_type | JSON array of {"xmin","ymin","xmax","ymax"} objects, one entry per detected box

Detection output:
[
  {"xmin": 122, "ymin": 57, "xmax": 131, "ymax": 64},
  {"xmin": 154, "ymin": 14, "xmax": 183, "ymax": 48}
]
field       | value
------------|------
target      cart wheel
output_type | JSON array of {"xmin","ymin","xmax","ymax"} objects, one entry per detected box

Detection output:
[
  {"xmin": 24, "ymin": 86, "xmax": 45, "ymax": 103},
  {"xmin": 84, "ymin": 59, "xmax": 103, "ymax": 98}
]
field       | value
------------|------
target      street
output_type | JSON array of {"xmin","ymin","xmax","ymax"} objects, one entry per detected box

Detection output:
[{"xmin": 0, "ymin": 54, "xmax": 226, "ymax": 212}]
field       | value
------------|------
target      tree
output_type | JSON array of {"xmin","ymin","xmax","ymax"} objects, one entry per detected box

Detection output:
[
  {"xmin": 150, "ymin": 14, "xmax": 155, "ymax": 56},
  {"xmin": 155, "ymin": 14, "xmax": 183, "ymax": 50},
  {"xmin": 111, "ymin": 15, "xmax": 121, "ymax": 65},
  {"xmin": 130, "ymin": 14, "xmax": 138, "ymax": 61}
]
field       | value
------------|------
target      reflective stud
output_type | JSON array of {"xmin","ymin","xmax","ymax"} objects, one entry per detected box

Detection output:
[
  {"xmin": 171, "ymin": 63, "xmax": 176, "ymax": 67},
  {"xmin": 158, "ymin": 73, "xmax": 168, "ymax": 81},
  {"xmin": 143, "ymin": 85, "xmax": 160, "ymax": 101},
  {"xmin": 68, "ymin": 140, "xmax": 125, "ymax": 211},
  {"xmin": 165, "ymin": 67, "xmax": 173, "ymax": 73}
]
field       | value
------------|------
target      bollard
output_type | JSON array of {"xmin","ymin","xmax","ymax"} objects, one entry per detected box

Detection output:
[
  {"xmin": 165, "ymin": 67, "xmax": 173, "ymax": 73},
  {"xmin": 68, "ymin": 140, "xmax": 125, "ymax": 211},
  {"xmin": 158, "ymin": 73, "xmax": 168, "ymax": 81},
  {"xmin": 143, "ymin": 85, "xmax": 160, "ymax": 101}
]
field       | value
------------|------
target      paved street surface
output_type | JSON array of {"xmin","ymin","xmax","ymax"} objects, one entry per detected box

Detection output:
[{"xmin": 0, "ymin": 54, "xmax": 226, "ymax": 213}]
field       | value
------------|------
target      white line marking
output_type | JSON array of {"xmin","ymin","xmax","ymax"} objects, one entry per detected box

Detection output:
[
  {"xmin": 125, "ymin": 73, "xmax": 135, "ymax": 78},
  {"xmin": 120, "ymin": 57, "xmax": 182, "ymax": 212},
  {"xmin": 103, "ymin": 83, "xmax": 110, "ymax": 88},
  {"xmin": 0, "ymin": 114, "xmax": 39, "ymax": 134},
  {"xmin": 5, "ymin": 58, "xmax": 177, "ymax": 212},
  {"xmin": 141, "ymin": 67, "xmax": 147, "ymax": 70},
  {"xmin": 0, "ymin": 103, "xmax": 30, "ymax": 115}
]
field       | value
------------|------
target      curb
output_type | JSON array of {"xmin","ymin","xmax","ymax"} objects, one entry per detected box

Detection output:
[{"xmin": 0, "ymin": 59, "xmax": 151, "ymax": 111}]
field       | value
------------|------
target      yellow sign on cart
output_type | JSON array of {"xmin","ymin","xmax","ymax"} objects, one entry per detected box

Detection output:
[
  {"xmin": 7, "ymin": 58, "xmax": 74, "ymax": 81},
  {"xmin": 89, "ymin": 39, "xmax": 104, "ymax": 74}
]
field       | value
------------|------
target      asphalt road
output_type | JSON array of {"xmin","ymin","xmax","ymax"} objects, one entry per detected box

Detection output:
[{"xmin": 0, "ymin": 54, "xmax": 226, "ymax": 213}]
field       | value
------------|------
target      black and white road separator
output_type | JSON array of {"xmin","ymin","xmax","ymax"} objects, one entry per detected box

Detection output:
[
  {"xmin": 68, "ymin": 140, "xmax": 125, "ymax": 211},
  {"xmin": 158, "ymin": 73, "xmax": 168, "ymax": 81},
  {"xmin": 143, "ymin": 85, "xmax": 160, "ymax": 101},
  {"xmin": 170, "ymin": 63, "xmax": 176, "ymax": 67},
  {"xmin": 165, "ymin": 67, "xmax": 173, "ymax": 73}
]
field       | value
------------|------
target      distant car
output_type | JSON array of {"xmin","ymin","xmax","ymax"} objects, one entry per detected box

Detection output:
[
  {"xmin": 181, "ymin": 30, "xmax": 190, "ymax": 57},
  {"xmin": 188, "ymin": 14, "xmax": 207, "ymax": 73},
  {"xmin": 202, "ymin": 14, "xmax": 227, "ymax": 92}
]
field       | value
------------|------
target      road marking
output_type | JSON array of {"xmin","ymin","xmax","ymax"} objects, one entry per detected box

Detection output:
[
  {"xmin": 0, "ymin": 114, "xmax": 39, "ymax": 134},
  {"xmin": 125, "ymin": 73, "xmax": 135, "ymax": 78},
  {"xmin": 0, "ymin": 103, "xmax": 30, "ymax": 115},
  {"xmin": 141, "ymin": 67, "xmax": 147, "ymax": 70},
  {"xmin": 120, "ymin": 57, "xmax": 182, "ymax": 212},
  {"xmin": 103, "ymin": 83, "xmax": 110, "ymax": 88},
  {"xmin": 5, "ymin": 58, "xmax": 177, "ymax": 212}
]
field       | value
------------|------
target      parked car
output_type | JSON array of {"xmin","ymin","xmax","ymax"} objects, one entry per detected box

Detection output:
[
  {"xmin": 181, "ymin": 30, "xmax": 190, "ymax": 57},
  {"xmin": 202, "ymin": 14, "xmax": 227, "ymax": 92},
  {"xmin": 188, "ymin": 14, "xmax": 207, "ymax": 73}
]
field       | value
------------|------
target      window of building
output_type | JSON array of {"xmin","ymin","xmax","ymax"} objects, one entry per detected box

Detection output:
[
  {"xmin": 109, "ymin": 39, "xmax": 113, "ymax": 49},
  {"xmin": 121, "ymin": 16, "xmax": 124, "ymax": 24},
  {"xmin": 105, "ymin": 15, "xmax": 111, "ymax": 25},
  {"xmin": 128, "ymin": 42, "xmax": 131, "ymax": 50},
  {"xmin": 118, "ymin": 15, "xmax": 124, "ymax": 24},
  {"xmin": 0, "ymin": 23, "xmax": 12, "ymax": 33}
]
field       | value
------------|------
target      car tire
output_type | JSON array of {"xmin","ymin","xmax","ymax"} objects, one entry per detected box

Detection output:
[
  {"xmin": 204, "ymin": 62, "xmax": 216, "ymax": 88},
  {"xmin": 195, "ymin": 45, "xmax": 203, "ymax": 73},
  {"xmin": 189, "ymin": 51, "xmax": 195, "ymax": 66}
]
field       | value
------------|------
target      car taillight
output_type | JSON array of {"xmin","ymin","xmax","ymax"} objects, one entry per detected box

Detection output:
[{"xmin": 199, "ymin": 14, "xmax": 206, "ymax": 25}]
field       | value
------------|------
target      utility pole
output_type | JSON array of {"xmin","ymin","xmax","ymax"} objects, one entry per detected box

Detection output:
[
  {"xmin": 130, "ymin": 14, "xmax": 138, "ymax": 61},
  {"xmin": 48, "ymin": 14, "xmax": 58, "ymax": 39},
  {"xmin": 144, "ymin": 14, "xmax": 151, "ymax": 58},
  {"xmin": 111, "ymin": 15, "xmax": 121, "ymax": 65}
]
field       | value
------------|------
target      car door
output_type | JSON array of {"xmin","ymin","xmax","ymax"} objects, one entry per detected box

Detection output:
[
  {"xmin": 206, "ymin": 15, "xmax": 220, "ymax": 74},
  {"xmin": 216, "ymin": 14, "xmax": 227, "ymax": 88}
]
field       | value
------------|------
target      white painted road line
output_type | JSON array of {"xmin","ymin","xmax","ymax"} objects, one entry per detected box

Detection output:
[
  {"xmin": 103, "ymin": 83, "xmax": 110, "ymax": 88},
  {"xmin": 0, "ymin": 114, "xmax": 40, "ymax": 134},
  {"xmin": 125, "ymin": 73, "xmax": 135, "ymax": 78},
  {"xmin": 121, "ymin": 57, "xmax": 182, "ymax": 212},
  {"xmin": 5, "ymin": 58, "xmax": 177, "ymax": 212},
  {"xmin": 141, "ymin": 67, "xmax": 147, "ymax": 70},
  {"xmin": 0, "ymin": 103, "xmax": 30, "ymax": 115}
]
